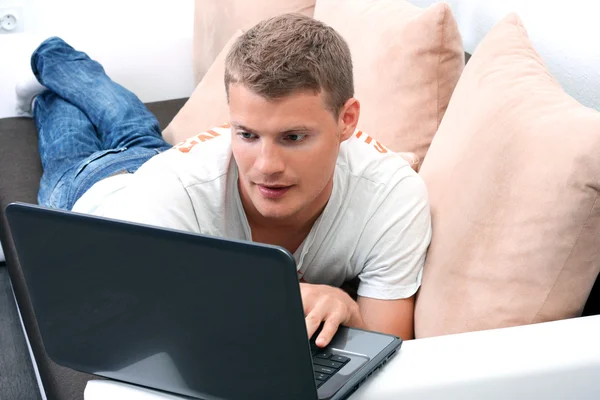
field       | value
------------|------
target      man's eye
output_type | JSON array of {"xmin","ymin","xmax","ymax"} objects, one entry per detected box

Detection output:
[
  {"xmin": 285, "ymin": 134, "xmax": 307, "ymax": 142},
  {"xmin": 238, "ymin": 131, "xmax": 256, "ymax": 140}
]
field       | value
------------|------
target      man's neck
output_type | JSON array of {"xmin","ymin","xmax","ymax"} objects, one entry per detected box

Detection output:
[
  {"xmin": 240, "ymin": 179, "xmax": 333, "ymax": 253},
  {"xmin": 249, "ymin": 217, "xmax": 316, "ymax": 255}
]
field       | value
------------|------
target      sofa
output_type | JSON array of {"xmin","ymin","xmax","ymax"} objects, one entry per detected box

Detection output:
[{"xmin": 1, "ymin": 0, "xmax": 600, "ymax": 399}]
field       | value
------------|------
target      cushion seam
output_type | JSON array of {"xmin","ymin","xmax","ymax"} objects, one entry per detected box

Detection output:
[{"xmin": 436, "ymin": 5, "xmax": 447, "ymax": 129}]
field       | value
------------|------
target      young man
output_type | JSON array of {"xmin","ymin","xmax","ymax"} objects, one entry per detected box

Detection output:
[{"xmin": 18, "ymin": 14, "xmax": 431, "ymax": 346}]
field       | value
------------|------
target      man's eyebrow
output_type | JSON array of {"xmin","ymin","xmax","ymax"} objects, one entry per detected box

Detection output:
[
  {"xmin": 281, "ymin": 126, "xmax": 314, "ymax": 134},
  {"xmin": 231, "ymin": 124, "xmax": 315, "ymax": 134},
  {"xmin": 231, "ymin": 123, "xmax": 257, "ymax": 134}
]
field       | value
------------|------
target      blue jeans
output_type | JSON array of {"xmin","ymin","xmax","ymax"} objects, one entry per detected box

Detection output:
[{"xmin": 33, "ymin": 37, "xmax": 172, "ymax": 210}]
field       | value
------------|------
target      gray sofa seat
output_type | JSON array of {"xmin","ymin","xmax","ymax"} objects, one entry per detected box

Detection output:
[{"xmin": 0, "ymin": 263, "xmax": 41, "ymax": 399}]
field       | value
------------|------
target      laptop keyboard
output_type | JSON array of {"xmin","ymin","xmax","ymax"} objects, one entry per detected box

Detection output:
[{"xmin": 311, "ymin": 343, "xmax": 351, "ymax": 388}]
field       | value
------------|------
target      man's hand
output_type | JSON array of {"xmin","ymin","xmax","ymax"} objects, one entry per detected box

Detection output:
[{"xmin": 300, "ymin": 283, "xmax": 365, "ymax": 348}]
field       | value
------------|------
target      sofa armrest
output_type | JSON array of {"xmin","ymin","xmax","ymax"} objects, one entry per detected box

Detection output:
[
  {"xmin": 353, "ymin": 315, "xmax": 600, "ymax": 399},
  {"xmin": 83, "ymin": 315, "xmax": 600, "ymax": 399}
]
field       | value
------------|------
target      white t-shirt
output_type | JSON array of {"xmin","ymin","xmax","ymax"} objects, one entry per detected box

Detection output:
[{"xmin": 73, "ymin": 127, "xmax": 432, "ymax": 300}]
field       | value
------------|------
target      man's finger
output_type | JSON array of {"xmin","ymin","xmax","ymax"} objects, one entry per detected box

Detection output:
[
  {"xmin": 316, "ymin": 316, "xmax": 342, "ymax": 348},
  {"xmin": 305, "ymin": 309, "xmax": 326, "ymax": 340}
]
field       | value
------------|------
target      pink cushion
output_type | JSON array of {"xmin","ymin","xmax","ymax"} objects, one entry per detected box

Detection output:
[
  {"xmin": 192, "ymin": 0, "xmax": 315, "ymax": 85},
  {"xmin": 163, "ymin": 31, "xmax": 242, "ymax": 144},
  {"xmin": 414, "ymin": 14, "xmax": 600, "ymax": 337},
  {"xmin": 313, "ymin": 0, "xmax": 464, "ymax": 162}
]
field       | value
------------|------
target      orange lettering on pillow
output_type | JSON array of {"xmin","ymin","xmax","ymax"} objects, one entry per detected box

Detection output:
[{"xmin": 355, "ymin": 131, "xmax": 363, "ymax": 139}]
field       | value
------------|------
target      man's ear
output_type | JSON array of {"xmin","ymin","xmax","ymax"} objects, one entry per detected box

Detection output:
[{"xmin": 339, "ymin": 98, "xmax": 360, "ymax": 142}]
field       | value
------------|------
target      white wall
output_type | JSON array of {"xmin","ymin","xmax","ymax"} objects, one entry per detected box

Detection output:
[
  {"xmin": 4, "ymin": 1, "xmax": 600, "ymax": 119},
  {"xmin": 409, "ymin": 0, "xmax": 600, "ymax": 111},
  {"xmin": 0, "ymin": 0, "xmax": 195, "ymax": 118}
]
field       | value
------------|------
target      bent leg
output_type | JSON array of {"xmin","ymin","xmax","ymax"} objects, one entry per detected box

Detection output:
[
  {"xmin": 31, "ymin": 37, "xmax": 170, "ymax": 152},
  {"xmin": 35, "ymin": 91, "xmax": 162, "ymax": 210}
]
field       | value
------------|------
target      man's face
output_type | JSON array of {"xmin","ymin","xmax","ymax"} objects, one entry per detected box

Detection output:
[{"xmin": 229, "ymin": 84, "xmax": 352, "ymax": 224}]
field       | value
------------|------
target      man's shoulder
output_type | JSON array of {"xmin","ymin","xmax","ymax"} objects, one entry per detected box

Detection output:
[
  {"xmin": 332, "ymin": 129, "xmax": 428, "ymax": 226},
  {"xmin": 337, "ymin": 129, "xmax": 415, "ymax": 186},
  {"xmin": 170, "ymin": 125, "xmax": 232, "ymax": 156},
  {"xmin": 138, "ymin": 125, "xmax": 233, "ymax": 185}
]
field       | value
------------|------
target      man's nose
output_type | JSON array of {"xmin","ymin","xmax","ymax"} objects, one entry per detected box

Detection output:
[{"xmin": 255, "ymin": 141, "xmax": 285, "ymax": 175}]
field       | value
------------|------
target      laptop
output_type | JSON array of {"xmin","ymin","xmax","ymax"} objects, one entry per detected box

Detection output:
[{"xmin": 6, "ymin": 202, "xmax": 402, "ymax": 400}]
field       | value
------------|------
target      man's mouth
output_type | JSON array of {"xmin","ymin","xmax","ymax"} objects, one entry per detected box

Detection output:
[{"xmin": 256, "ymin": 184, "xmax": 292, "ymax": 199}]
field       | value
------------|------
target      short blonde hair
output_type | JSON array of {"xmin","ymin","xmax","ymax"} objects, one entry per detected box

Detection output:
[{"xmin": 224, "ymin": 13, "xmax": 354, "ymax": 117}]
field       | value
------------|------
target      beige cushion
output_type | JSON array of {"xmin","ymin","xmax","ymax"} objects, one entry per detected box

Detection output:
[
  {"xmin": 192, "ymin": 0, "xmax": 315, "ymax": 85},
  {"xmin": 163, "ymin": 31, "xmax": 242, "ymax": 144},
  {"xmin": 313, "ymin": 0, "xmax": 464, "ymax": 162},
  {"xmin": 414, "ymin": 14, "xmax": 600, "ymax": 338}
]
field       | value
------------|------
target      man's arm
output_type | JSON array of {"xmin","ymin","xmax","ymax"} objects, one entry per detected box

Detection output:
[
  {"xmin": 304, "ymin": 172, "xmax": 430, "ymax": 346},
  {"xmin": 357, "ymin": 295, "xmax": 415, "ymax": 340},
  {"xmin": 351, "ymin": 173, "xmax": 430, "ymax": 339}
]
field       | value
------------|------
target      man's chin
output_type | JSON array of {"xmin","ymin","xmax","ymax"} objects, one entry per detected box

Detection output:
[
  {"xmin": 257, "ymin": 209, "xmax": 293, "ymax": 221},
  {"xmin": 255, "ymin": 203, "xmax": 296, "ymax": 221}
]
